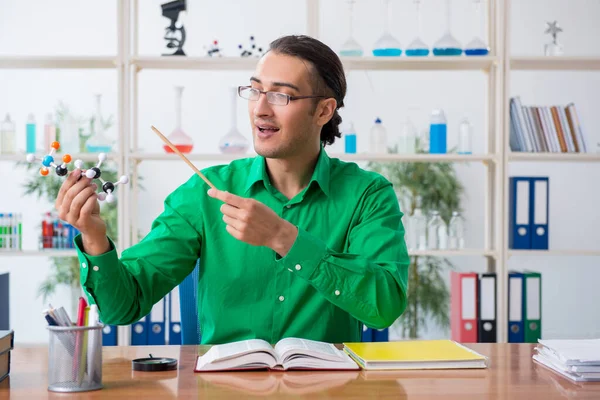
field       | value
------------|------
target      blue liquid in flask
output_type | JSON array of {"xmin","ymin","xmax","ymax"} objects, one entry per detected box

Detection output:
[{"xmin": 405, "ymin": 48, "xmax": 429, "ymax": 56}]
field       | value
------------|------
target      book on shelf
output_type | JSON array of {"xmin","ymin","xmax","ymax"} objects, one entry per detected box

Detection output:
[
  {"xmin": 194, "ymin": 338, "xmax": 359, "ymax": 372},
  {"xmin": 533, "ymin": 338, "xmax": 600, "ymax": 382},
  {"xmin": 0, "ymin": 330, "xmax": 14, "ymax": 383},
  {"xmin": 509, "ymin": 96, "xmax": 588, "ymax": 154}
]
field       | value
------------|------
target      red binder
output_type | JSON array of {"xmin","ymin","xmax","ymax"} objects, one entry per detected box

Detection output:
[{"xmin": 450, "ymin": 271, "xmax": 478, "ymax": 343}]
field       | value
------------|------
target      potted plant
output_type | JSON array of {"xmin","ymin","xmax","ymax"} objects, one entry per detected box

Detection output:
[
  {"xmin": 17, "ymin": 102, "xmax": 122, "ymax": 316},
  {"xmin": 369, "ymin": 142, "xmax": 464, "ymax": 339}
]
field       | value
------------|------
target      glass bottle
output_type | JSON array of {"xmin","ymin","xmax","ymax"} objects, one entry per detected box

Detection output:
[
  {"xmin": 406, "ymin": 0, "xmax": 429, "ymax": 56},
  {"xmin": 448, "ymin": 211, "xmax": 466, "ymax": 249},
  {"xmin": 339, "ymin": 0, "xmax": 364, "ymax": 56},
  {"xmin": 433, "ymin": 0, "xmax": 462, "ymax": 56},
  {"xmin": 427, "ymin": 210, "xmax": 447, "ymax": 249},
  {"xmin": 465, "ymin": 0, "xmax": 490, "ymax": 56},
  {"xmin": 458, "ymin": 117, "xmax": 473, "ymax": 154},
  {"xmin": 398, "ymin": 115, "xmax": 417, "ymax": 154},
  {"xmin": 369, "ymin": 117, "xmax": 387, "ymax": 153},
  {"xmin": 165, "ymin": 86, "xmax": 193, "ymax": 153},
  {"xmin": 411, "ymin": 197, "xmax": 428, "ymax": 250},
  {"xmin": 1, "ymin": 113, "xmax": 16, "ymax": 154},
  {"xmin": 344, "ymin": 122, "xmax": 357, "ymax": 154},
  {"xmin": 26, "ymin": 113, "xmax": 36, "ymax": 154},
  {"xmin": 429, "ymin": 109, "xmax": 447, "ymax": 154},
  {"xmin": 219, "ymin": 86, "xmax": 249, "ymax": 154},
  {"xmin": 44, "ymin": 113, "xmax": 56, "ymax": 151},
  {"xmin": 86, "ymin": 94, "xmax": 114, "ymax": 153},
  {"xmin": 372, "ymin": 0, "xmax": 402, "ymax": 56}
]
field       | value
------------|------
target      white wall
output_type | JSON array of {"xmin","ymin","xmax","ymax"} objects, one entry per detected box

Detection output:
[{"xmin": 0, "ymin": 0, "xmax": 599, "ymax": 344}]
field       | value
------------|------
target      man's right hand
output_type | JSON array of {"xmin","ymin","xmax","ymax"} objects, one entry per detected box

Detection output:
[{"xmin": 56, "ymin": 169, "xmax": 110, "ymax": 256}]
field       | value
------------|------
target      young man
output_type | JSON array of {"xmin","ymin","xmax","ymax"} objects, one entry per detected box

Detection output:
[{"xmin": 55, "ymin": 35, "xmax": 409, "ymax": 345}]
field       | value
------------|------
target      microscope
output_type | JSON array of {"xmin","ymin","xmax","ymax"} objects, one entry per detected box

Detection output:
[{"xmin": 161, "ymin": 0, "xmax": 187, "ymax": 56}]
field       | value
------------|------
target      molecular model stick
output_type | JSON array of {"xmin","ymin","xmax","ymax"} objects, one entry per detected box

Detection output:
[
  {"xmin": 74, "ymin": 153, "xmax": 129, "ymax": 203},
  {"xmin": 26, "ymin": 141, "xmax": 73, "ymax": 176}
]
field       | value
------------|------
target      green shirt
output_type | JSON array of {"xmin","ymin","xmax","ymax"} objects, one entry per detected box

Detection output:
[{"xmin": 75, "ymin": 148, "xmax": 409, "ymax": 345}]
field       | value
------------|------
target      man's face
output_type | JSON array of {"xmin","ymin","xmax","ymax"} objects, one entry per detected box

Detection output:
[{"xmin": 247, "ymin": 51, "xmax": 321, "ymax": 159}]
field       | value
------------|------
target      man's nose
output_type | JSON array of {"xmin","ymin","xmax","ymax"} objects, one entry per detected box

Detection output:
[{"xmin": 253, "ymin": 92, "xmax": 274, "ymax": 117}]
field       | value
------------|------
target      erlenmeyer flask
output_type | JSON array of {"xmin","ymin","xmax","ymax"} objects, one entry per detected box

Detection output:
[
  {"xmin": 372, "ymin": 0, "xmax": 402, "ymax": 56},
  {"xmin": 165, "ymin": 86, "xmax": 193, "ymax": 153},
  {"xmin": 433, "ymin": 0, "xmax": 462, "ymax": 56},
  {"xmin": 406, "ymin": 0, "xmax": 429, "ymax": 56},
  {"xmin": 339, "ymin": 0, "xmax": 363, "ymax": 56},
  {"xmin": 86, "ymin": 94, "xmax": 114, "ymax": 153},
  {"xmin": 465, "ymin": 0, "xmax": 490, "ymax": 55},
  {"xmin": 219, "ymin": 86, "xmax": 249, "ymax": 154}
]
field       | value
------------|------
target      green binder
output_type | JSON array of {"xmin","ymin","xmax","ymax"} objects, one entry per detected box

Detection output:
[{"xmin": 523, "ymin": 271, "xmax": 542, "ymax": 343}]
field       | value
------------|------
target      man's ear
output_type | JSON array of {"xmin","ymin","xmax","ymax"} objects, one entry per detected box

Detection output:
[{"xmin": 315, "ymin": 98, "xmax": 338, "ymax": 127}]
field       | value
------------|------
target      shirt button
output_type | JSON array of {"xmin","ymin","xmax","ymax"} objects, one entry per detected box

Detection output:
[
  {"xmin": 295, "ymin": 264, "xmax": 301, "ymax": 271},
  {"xmin": 278, "ymin": 296, "xmax": 285, "ymax": 302},
  {"xmin": 93, "ymin": 266, "xmax": 99, "ymax": 272},
  {"xmin": 335, "ymin": 290, "xmax": 340, "ymax": 296},
  {"xmin": 81, "ymin": 262, "xmax": 87, "ymax": 269},
  {"xmin": 285, "ymin": 205, "xmax": 291, "ymax": 209}
]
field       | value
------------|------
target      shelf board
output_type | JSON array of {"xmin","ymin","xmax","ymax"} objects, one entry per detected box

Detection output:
[
  {"xmin": 0, "ymin": 56, "xmax": 117, "ymax": 69},
  {"xmin": 509, "ymin": 249, "xmax": 600, "ymax": 257},
  {"xmin": 131, "ymin": 56, "xmax": 498, "ymax": 72},
  {"xmin": 0, "ymin": 153, "xmax": 118, "ymax": 162},
  {"xmin": 130, "ymin": 152, "xmax": 496, "ymax": 163},
  {"xmin": 409, "ymin": 249, "xmax": 497, "ymax": 257},
  {"xmin": 510, "ymin": 56, "xmax": 600, "ymax": 71},
  {"xmin": 0, "ymin": 250, "xmax": 77, "ymax": 257},
  {"xmin": 508, "ymin": 152, "xmax": 600, "ymax": 162}
]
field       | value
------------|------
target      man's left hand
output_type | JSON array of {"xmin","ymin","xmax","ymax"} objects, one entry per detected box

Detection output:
[{"xmin": 207, "ymin": 188, "xmax": 298, "ymax": 256}]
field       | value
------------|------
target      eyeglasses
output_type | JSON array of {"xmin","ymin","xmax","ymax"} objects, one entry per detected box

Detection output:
[{"xmin": 238, "ymin": 86, "xmax": 327, "ymax": 106}]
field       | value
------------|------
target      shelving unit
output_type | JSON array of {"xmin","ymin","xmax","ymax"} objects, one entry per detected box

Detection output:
[
  {"xmin": 501, "ymin": 0, "xmax": 600, "ymax": 344},
  {"xmin": 3, "ymin": 0, "xmax": 597, "ymax": 345}
]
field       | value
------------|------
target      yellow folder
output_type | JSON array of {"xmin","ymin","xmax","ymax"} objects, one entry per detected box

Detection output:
[{"xmin": 342, "ymin": 340, "xmax": 489, "ymax": 370}]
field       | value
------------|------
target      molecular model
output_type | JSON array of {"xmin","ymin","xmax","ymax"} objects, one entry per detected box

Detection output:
[
  {"xmin": 74, "ymin": 153, "xmax": 129, "ymax": 204},
  {"xmin": 239, "ymin": 36, "xmax": 264, "ymax": 57},
  {"xmin": 26, "ymin": 141, "xmax": 72, "ymax": 177},
  {"xmin": 204, "ymin": 39, "xmax": 223, "ymax": 57}
]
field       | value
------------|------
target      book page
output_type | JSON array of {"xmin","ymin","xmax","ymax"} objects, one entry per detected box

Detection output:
[
  {"xmin": 200, "ymin": 339, "xmax": 274, "ymax": 364},
  {"xmin": 274, "ymin": 338, "xmax": 344, "ymax": 363}
]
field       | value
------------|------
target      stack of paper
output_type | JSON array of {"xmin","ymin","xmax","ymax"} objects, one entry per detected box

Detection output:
[{"xmin": 533, "ymin": 339, "xmax": 600, "ymax": 382}]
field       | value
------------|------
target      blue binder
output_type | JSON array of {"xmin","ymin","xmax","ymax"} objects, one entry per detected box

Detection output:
[
  {"xmin": 148, "ymin": 298, "xmax": 166, "ymax": 345},
  {"xmin": 361, "ymin": 325, "xmax": 373, "ymax": 342},
  {"xmin": 168, "ymin": 288, "xmax": 182, "ymax": 345},
  {"xmin": 509, "ymin": 177, "xmax": 532, "ymax": 249},
  {"xmin": 508, "ymin": 271, "xmax": 525, "ymax": 343},
  {"xmin": 131, "ymin": 316, "xmax": 148, "ymax": 345},
  {"xmin": 530, "ymin": 177, "xmax": 549, "ymax": 250},
  {"xmin": 372, "ymin": 328, "xmax": 389, "ymax": 342},
  {"xmin": 101, "ymin": 324, "xmax": 118, "ymax": 346}
]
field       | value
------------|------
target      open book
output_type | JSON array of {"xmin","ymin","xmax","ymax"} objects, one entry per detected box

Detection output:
[{"xmin": 195, "ymin": 338, "xmax": 359, "ymax": 372}]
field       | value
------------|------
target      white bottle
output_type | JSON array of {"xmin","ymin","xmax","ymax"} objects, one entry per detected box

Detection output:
[
  {"xmin": 448, "ymin": 211, "xmax": 466, "ymax": 249},
  {"xmin": 369, "ymin": 117, "xmax": 387, "ymax": 154},
  {"xmin": 458, "ymin": 117, "xmax": 473, "ymax": 155},
  {"xmin": 0, "ymin": 114, "xmax": 16, "ymax": 154},
  {"xmin": 411, "ymin": 203, "xmax": 428, "ymax": 251},
  {"xmin": 398, "ymin": 116, "xmax": 416, "ymax": 154},
  {"xmin": 427, "ymin": 211, "xmax": 447, "ymax": 250}
]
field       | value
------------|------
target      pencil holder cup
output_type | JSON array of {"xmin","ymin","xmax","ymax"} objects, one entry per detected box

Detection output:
[{"xmin": 47, "ymin": 325, "xmax": 103, "ymax": 392}]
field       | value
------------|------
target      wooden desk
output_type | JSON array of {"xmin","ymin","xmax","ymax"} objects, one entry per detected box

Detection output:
[{"xmin": 1, "ymin": 343, "xmax": 599, "ymax": 399}]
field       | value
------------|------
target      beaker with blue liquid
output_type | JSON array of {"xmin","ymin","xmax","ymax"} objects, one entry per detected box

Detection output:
[
  {"xmin": 465, "ymin": 0, "xmax": 490, "ymax": 56},
  {"xmin": 405, "ymin": 0, "xmax": 429, "ymax": 56},
  {"xmin": 372, "ymin": 0, "xmax": 402, "ymax": 56},
  {"xmin": 339, "ymin": 0, "xmax": 364, "ymax": 57},
  {"xmin": 433, "ymin": 0, "xmax": 462, "ymax": 56}
]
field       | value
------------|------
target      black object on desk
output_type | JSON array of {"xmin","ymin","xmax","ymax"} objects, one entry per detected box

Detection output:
[{"xmin": 132, "ymin": 354, "xmax": 178, "ymax": 372}]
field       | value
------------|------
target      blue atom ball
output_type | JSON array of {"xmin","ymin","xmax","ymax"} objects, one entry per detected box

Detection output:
[{"xmin": 42, "ymin": 155, "xmax": 54, "ymax": 167}]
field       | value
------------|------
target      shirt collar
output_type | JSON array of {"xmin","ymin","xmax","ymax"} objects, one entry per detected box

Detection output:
[{"xmin": 244, "ymin": 147, "xmax": 331, "ymax": 197}]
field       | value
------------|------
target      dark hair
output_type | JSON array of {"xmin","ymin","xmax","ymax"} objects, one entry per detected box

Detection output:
[{"xmin": 268, "ymin": 35, "xmax": 347, "ymax": 146}]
